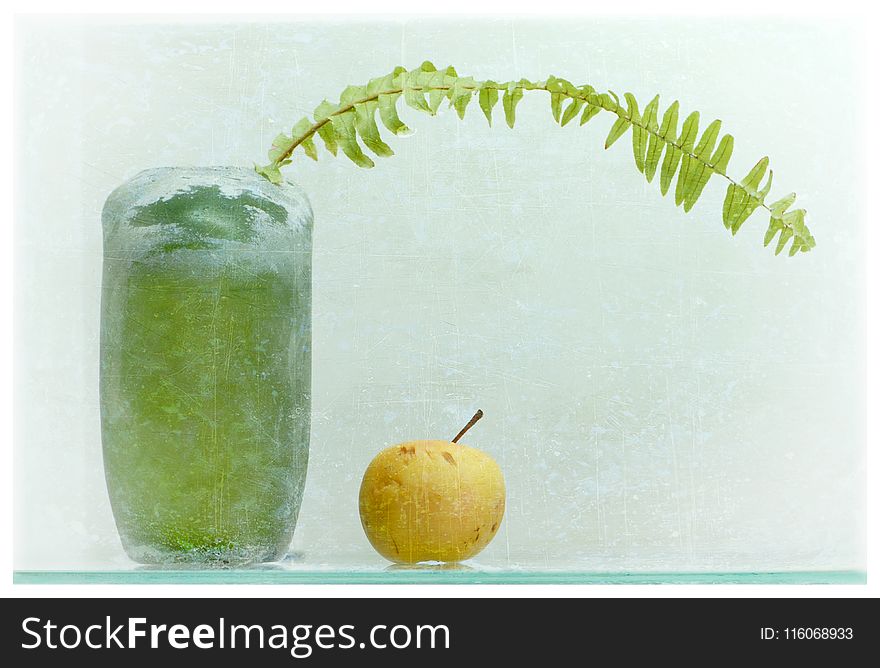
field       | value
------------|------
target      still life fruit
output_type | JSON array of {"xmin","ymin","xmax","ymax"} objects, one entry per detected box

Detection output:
[
  {"xmin": 359, "ymin": 411, "xmax": 505, "ymax": 564},
  {"xmin": 100, "ymin": 60, "xmax": 814, "ymax": 566}
]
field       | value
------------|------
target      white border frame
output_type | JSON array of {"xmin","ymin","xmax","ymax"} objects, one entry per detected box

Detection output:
[{"xmin": 3, "ymin": 0, "xmax": 877, "ymax": 600}]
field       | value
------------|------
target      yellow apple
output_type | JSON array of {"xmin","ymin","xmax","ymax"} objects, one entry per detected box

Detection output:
[{"xmin": 358, "ymin": 411, "xmax": 505, "ymax": 564}]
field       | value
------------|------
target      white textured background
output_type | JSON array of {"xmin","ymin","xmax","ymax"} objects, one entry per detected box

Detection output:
[{"xmin": 15, "ymin": 17, "xmax": 864, "ymax": 572}]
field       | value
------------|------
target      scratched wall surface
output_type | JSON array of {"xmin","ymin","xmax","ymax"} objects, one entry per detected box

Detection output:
[{"xmin": 15, "ymin": 17, "xmax": 864, "ymax": 571}]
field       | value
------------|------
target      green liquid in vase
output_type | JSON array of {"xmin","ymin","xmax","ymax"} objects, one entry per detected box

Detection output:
[{"xmin": 100, "ymin": 167, "xmax": 312, "ymax": 565}]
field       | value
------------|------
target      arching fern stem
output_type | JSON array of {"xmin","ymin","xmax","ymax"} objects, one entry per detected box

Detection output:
[{"xmin": 257, "ymin": 63, "xmax": 814, "ymax": 256}]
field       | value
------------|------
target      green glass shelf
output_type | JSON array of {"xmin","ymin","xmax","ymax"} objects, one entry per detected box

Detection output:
[{"xmin": 13, "ymin": 569, "xmax": 866, "ymax": 585}]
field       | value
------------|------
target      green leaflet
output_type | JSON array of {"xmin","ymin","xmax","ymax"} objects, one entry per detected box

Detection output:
[
  {"xmin": 403, "ymin": 69, "xmax": 433, "ymax": 115},
  {"xmin": 694, "ymin": 120, "xmax": 721, "ymax": 163},
  {"xmin": 366, "ymin": 72, "xmax": 395, "ymax": 97},
  {"xmin": 267, "ymin": 132, "xmax": 295, "ymax": 164},
  {"xmin": 427, "ymin": 67, "xmax": 455, "ymax": 113},
  {"xmin": 354, "ymin": 101, "xmax": 394, "ymax": 158},
  {"xmin": 658, "ymin": 100, "xmax": 680, "ymax": 142},
  {"xmin": 254, "ymin": 162, "xmax": 284, "ymax": 184},
  {"xmin": 313, "ymin": 100, "xmax": 340, "ymax": 156},
  {"xmin": 291, "ymin": 118, "xmax": 318, "ymax": 161},
  {"xmin": 659, "ymin": 147, "xmax": 680, "ymax": 197},
  {"xmin": 723, "ymin": 156, "xmax": 771, "ymax": 235},
  {"xmin": 671, "ymin": 110, "xmax": 701, "ymax": 202},
  {"xmin": 330, "ymin": 110, "xmax": 374, "ymax": 168},
  {"xmin": 657, "ymin": 101, "xmax": 681, "ymax": 195},
  {"xmin": 452, "ymin": 90, "xmax": 471, "ymax": 119},
  {"xmin": 711, "ymin": 134, "xmax": 734, "ymax": 174},
  {"xmin": 676, "ymin": 119, "xmax": 720, "ymax": 211},
  {"xmin": 769, "ymin": 192, "xmax": 797, "ymax": 216},
  {"xmin": 678, "ymin": 129, "xmax": 731, "ymax": 213},
  {"xmin": 300, "ymin": 137, "xmax": 318, "ymax": 161},
  {"xmin": 626, "ymin": 93, "xmax": 647, "ymax": 173},
  {"xmin": 502, "ymin": 84, "xmax": 524, "ymax": 128},
  {"xmin": 605, "ymin": 115, "xmax": 631, "ymax": 149},
  {"xmin": 316, "ymin": 123, "xmax": 338, "ymax": 156},
  {"xmin": 479, "ymin": 83, "xmax": 499, "ymax": 126},
  {"xmin": 763, "ymin": 193, "xmax": 812, "ymax": 255},
  {"xmin": 378, "ymin": 92, "xmax": 410, "ymax": 135},
  {"xmin": 369, "ymin": 71, "xmax": 411, "ymax": 136},
  {"xmin": 339, "ymin": 84, "xmax": 367, "ymax": 105},
  {"xmin": 640, "ymin": 95, "xmax": 660, "ymax": 180},
  {"xmin": 775, "ymin": 227, "xmax": 794, "ymax": 255},
  {"xmin": 560, "ymin": 99, "xmax": 583, "ymax": 126},
  {"xmin": 764, "ymin": 217, "xmax": 784, "ymax": 247},
  {"xmin": 257, "ymin": 63, "xmax": 815, "ymax": 256},
  {"xmin": 580, "ymin": 99, "xmax": 602, "ymax": 125},
  {"xmin": 546, "ymin": 75, "xmax": 565, "ymax": 123},
  {"xmin": 450, "ymin": 77, "xmax": 477, "ymax": 120}
]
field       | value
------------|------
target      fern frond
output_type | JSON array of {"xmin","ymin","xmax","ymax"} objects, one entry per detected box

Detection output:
[{"xmin": 256, "ymin": 63, "xmax": 815, "ymax": 256}]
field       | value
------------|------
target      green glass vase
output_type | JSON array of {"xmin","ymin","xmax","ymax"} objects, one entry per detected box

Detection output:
[{"xmin": 100, "ymin": 166, "xmax": 312, "ymax": 565}]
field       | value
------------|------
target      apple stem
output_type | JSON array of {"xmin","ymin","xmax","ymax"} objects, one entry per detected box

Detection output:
[{"xmin": 452, "ymin": 409, "xmax": 484, "ymax": 444}]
